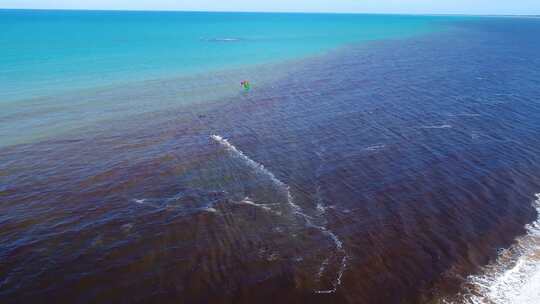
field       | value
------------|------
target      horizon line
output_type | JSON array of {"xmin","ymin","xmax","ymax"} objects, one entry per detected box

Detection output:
[{"xmin": 0, "ymin": 7, "xmax": 539, "ymax": 17}]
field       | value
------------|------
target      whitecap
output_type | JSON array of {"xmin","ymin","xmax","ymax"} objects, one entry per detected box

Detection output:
[
  {"xmin": 364, "ymin": 144, "xmax": 386, "ymax": 151},
  {"xmin": 134, "ymin": 199, "xmax": 146, "ymax": 204},
  {"xmin": 236, "ymin": 196, "xmax": 279, "ymax": 213},
  {"xmin": 419, "ymin": 124, "xmax": 452, "ymax": 129}
]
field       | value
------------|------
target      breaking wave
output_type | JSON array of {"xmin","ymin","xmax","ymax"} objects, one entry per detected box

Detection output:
[{"xmin": 444, "ymin": 193, "xmax": 540, "ymax": 304}]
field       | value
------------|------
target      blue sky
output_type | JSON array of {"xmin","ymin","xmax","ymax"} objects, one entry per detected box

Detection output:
[{"xmin": 1, "ymin": 0, "xmax": 539, "ymax": 15}]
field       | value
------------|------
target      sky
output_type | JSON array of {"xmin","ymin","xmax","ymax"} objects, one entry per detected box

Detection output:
[{"xmin": 1, "ymin": 0, "xmax": 539, "ymax": 15}]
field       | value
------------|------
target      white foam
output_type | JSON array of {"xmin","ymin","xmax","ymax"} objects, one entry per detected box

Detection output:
[
  {"xmin": 316, "ymin": 202, "xmax": 327, "ymax": 213},
  {"xmin": 211, "ymin": 134, "xmax": 348, "ymax": 294},
  {"xmin": 447, "ymin": 113, "xmax": 482, "ymax": 117},
  {"xmin": 419, "ymin": 124, "xmax": 452, "ymax": 129},
  {"xmin": 238, "ymin": 197, "xmax": 275, "ymax": 212},
  {"xmin": 133, "ymin": 194, "xmax": 221, "ymax": 214},
  {"xmin": 313, "ymin": 225, "xmax": 348, "ymax": 294},
  {"xmin": 315, "ymin": 255, "xmax": 348, "ymax": 294},
  {"xmin": 121, "ymin": 223, "xmax": 134, "ymax": 233},
  {"xmin": 211, "ymin": 135, "xmax": 301, "ymax": 213},
  {"xmin": 450, "ymin": 193, "xmax": 540, "ymax": 304},
  {"xmin": 307, "ymin": 197, "xmax": 347, "ymax": 291},
  {"xmin": 214, "ymin": 38, "xmax": 240, "ymax": 41},
  {"xmin": 315, "ymin": 185, "xmax": 328, "ymax": 214},
  {"xmin": 364, "ymin": 144, "xmax": 386, "ymax": 151},
  {"xmin": 317, "ymin": 257, "xmax": 330, "ymax": 279},
  {"xmin": 203, "ymin": 37, "xmax": 242, "ymax": 42}
]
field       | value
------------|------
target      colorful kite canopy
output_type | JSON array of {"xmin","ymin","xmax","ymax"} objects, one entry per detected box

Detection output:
[{"xmin": 240, "ymin": 80, "xmax": 251, "ymax": 92}]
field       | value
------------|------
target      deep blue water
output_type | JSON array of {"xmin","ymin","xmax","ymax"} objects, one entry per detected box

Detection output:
[{"xmin": 1, "ymin": 13, "xmax": 540, "ymax": 304}]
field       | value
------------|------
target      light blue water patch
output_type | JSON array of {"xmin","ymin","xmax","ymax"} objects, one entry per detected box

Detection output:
[{"xmin": 0, "ymin": 10, "xmax": 453, "ymax": 102}]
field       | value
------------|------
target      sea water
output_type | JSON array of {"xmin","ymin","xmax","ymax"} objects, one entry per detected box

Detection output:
[
  {"xmin": 0, "ymin": 10, "xmax": 450, "ymax": 147},
  {"xmin": 2, "ymin": 10, "xmax": 540, "ymax": 304},
  {"xmin": 0, "ymin": 10, "xmax": 442, "ymax": 102}
]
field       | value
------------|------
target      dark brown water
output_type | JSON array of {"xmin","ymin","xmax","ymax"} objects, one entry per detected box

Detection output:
[{"xmin": 2, "ymin": 18, "xmax": 540, "ymax": 304}]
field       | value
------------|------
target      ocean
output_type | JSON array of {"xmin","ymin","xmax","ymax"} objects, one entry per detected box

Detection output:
[{"xmin": 1, "ymin": 10, "xmax": 540, "ymax": 304}]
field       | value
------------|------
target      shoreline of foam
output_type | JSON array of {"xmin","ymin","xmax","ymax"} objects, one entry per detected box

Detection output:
[{"xmin": 444, "ymin": 193, "xmax": 540, "ymax": 304}]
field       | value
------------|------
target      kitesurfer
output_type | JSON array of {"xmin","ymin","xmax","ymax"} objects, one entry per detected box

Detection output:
[{"xmin": 241, "ymin": 80, "xmax": 251, "ymax": 92}]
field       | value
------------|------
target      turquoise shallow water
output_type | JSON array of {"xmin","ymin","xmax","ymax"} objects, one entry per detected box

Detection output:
[{"xmin": 0, "ymin": 10, "xmax": 447, "ymax": 102}]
